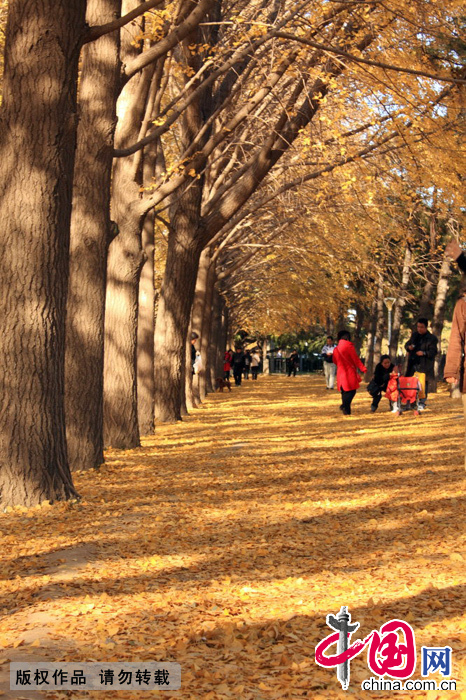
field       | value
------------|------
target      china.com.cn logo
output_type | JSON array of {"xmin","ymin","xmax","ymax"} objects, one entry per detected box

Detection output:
[{"xmin": 315, "ymin": 606, "xmax": 455, "ymax": 692}]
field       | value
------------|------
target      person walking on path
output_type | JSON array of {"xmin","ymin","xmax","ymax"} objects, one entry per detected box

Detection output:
[
  {"xmin": 287, "ymin": 350, "xmax": 299, "ymax": 377},
  {"xmin": 232, "ymin": 348, "xmax": 245, "ymax": 386},
  {"xmin": 251, "ymin": 351, "xmax": 260, "ymax": 380},
  {"xmin": 321, "ymin": 335, "xmax": 337, "ymax": 389},
  {"xmin": 191, "ymin": 332, "xmax": 199, "ymax": 374},
  {"xmin": 368, "ymin": 355, "xmax": 393, "ymax": 412},
  {"xmin": 405, "ymin": 318, "xmax": 438, "ymax": 410},
  {"xmin": 333, "ymin": 330, "xmax": 367, "ymax": 415},
  {"xmin": 444, "ymin": 280, "xmax": 466, "ymax": 469},
  {"xmin": 244, "ymin": 350, "xmax": 252, "ymax": 380},
  {"xmin": 224, "ymin": 349, "xmax": 233, "ymax": 379}
]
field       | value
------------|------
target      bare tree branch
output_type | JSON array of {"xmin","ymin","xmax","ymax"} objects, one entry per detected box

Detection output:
[{"xmin": 84, "ymin": 0, "xmax": 165, "ymax": 44}]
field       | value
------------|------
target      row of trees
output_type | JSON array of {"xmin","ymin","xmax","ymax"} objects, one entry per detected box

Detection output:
[{"xmin": 0, "ymin": 0, "xmax": 464, "ymax": 506}]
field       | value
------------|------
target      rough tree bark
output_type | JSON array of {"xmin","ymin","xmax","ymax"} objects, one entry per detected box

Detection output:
[
  {"xmin": 137, "ymin": 208, "xmax": 156, "ymax": 436},
  {"xmin": 103, "ymin": 202, "xmax": 146, "ymax": 448},
  {"xmin": 364, "ymin": 298, "xmax": 378, "ymax": 379},
  {"xmin": 0, "ymin": 0, "xmax": 87, "ymax": 506},
  {"xmin": 353, "ymin": 304, "xmax": 365, "ymax": 355},
  {"xmin": 389, "ymin": 244, "xmax": 412, "ymax": 359},
  {"xmin": 199, "ymin": 262, "xmax": 217, "ymax": 399},
  {"xmin": 153, "ymin": 15, "xmax": 212, "ymax": 422},
  {"xmin": 432, "ymin": 252, "xmax": 453, "ymax": 385},
  {"xmin": 372, "ymin": 276, "xmax": 385, "ymax": 367},
  {"xmin": 190, "ymin": 247, "xmax": 211, "ymax": 406},
  {"xmin": 153, "ymin": 188, "xmax": 206, "ymax": 422},
  {"xmin": 65, "ymin": 0, "xmax": 122, "ymax": 472},
  {"xmin": 418, "ymin": 273, "xmax": 437, "ymax": 320},
  {"xmin": 103, "ymin": 5, "xmax": 153, "ymax": 449},
  {"xmin": 210, "ymin": 288, "xmax": 224, "ymax": 387}
]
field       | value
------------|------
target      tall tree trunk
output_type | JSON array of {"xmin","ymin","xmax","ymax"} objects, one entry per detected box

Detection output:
[
  {"xmin": 210, "ymin": 288, "xmax": 224, "ymax": 387},
  {"xmin": 432, "ymin": 252, "xmax": 453, "ymax": 386},
  {"xmin": 153, "ymin": 202, "xmax": 205, "ymax": 422},
  {"xmin": 199, "ymin": 262, "xmax": 216, "ymax": 399},
  {"xmin": 137, "ymin": 208, "xmax": 155, "ymax": 435},
  {"xmin": 66, "ymin": 0, "xmax": 121, "ymax": 472},
  {"xmin": 184, "ymin": 329, "xmax": 196, "ymax": 413},
  {"xmin": 373, "ymin": 276, "xmax": 385, "ymax": 367},
  {"xmin": 262, "ymin": 338, "xmax": 270, "ymax": 375},
  {"xmin": 153, "ymin": 15, "xmax": 212, "ymax": 422},
  {"xmin": 103, "ymin": 11, "xmax": 154, "ymax": 448},
  {"xmin": 326, "ymin": 314, "xmax": 334, "ymax": 337},
  {"xmin": 104, "ymin": 207, "xmax": 146, "ymax": 448},
  {"xmin": 336, "ymin": 308, "xmax": 346, "ymax": 332},
  {"xmin": 418, "ymin": 272, "xmax": 437, "ymax": 320},
  {"xmin": 0, "ymin": 0, "xmax": 86, "ymax": 507},
  {"xmin": 190, "ymin": 247, "xmax": 211, "ymax": 405},
  {"xmin": 353, "ymin": 304, "xmax": 364, "ymax": 355},
  {"xmin": 418, "ymin": 212, "xmax": 439, "ymax": 320},
  {"xmin": 389, "ymin": 244, "xmax": 412, "ymax": 359},
  {"xmin": 364, "ymin": 298, "xmax": 378, "ymax": 379}
]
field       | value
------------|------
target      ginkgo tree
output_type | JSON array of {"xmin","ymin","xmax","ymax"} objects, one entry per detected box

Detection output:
[{"xmin": 0, "ymin": 0, "xmax": 464, "ymax": 507}]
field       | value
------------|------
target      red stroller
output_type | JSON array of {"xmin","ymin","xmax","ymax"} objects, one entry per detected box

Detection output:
[{"xmin": 385, "ymin": 369, "xmax": 421, "ymax": 416}]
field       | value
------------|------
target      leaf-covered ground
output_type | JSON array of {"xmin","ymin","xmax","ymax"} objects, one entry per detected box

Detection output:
[{"xmin": 1, "ymin": 375, "xmax": 465, "ymax": 699}]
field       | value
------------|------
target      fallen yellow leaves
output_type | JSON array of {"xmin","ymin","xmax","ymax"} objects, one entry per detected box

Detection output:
[{"xmin": 0, "ymin": 376, "xmax": 465, "ymax": 699}]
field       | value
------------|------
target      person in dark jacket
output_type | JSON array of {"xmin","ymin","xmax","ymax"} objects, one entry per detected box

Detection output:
[
  {"xmin": 232, "ymin": 348, "xmax": 245, "ymax": 386},
  {"xmin": 404, "ymin": 318, "xmax": 438, "ymax": 410},
  {"xmin": 368, "ymin": 355, "xmax": 394, "ymax": 412},
  {"xmin": 191, "ymin": 332, "xmax": 199, "ymax": 374},
  {"xmin": 244, "ymin": 350, "xmax": 252, "ymax": 380},
  {"xmin": 287, "ymin": 351, "xmax": 299, "ymax": 377}
]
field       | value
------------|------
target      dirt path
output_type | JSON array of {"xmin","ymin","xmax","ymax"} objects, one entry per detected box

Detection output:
[{"xmin": 1, "ymin": 376, "xmax": 465, "ymax": 699}]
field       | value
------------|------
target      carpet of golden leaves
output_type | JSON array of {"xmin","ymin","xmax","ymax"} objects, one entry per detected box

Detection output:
[{"xmin": 1, "ymin": 375, "xmax": 465, "ymax": 699}]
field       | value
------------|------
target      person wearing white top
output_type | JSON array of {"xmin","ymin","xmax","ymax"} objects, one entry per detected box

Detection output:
[
  {"xmin": 250, "ymin": 351, "xmax": 261, "ymax": 380},
  {"xmin": 321, "ymin": 335, "xmax": 337, "ymax": 389}
]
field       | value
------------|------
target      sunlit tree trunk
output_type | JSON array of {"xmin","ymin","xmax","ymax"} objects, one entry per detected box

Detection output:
[
  {"xmin": 373, "ymin": 276, "xmax": 385, "ymax": 367},
  {"xmin": 0, "ymin": 0, "xmax": 86, "ymax": 506},
  {"xmin": 66, "ymin": 0, "xmax": 121, "ymax": 472},
  {"xmin": 103, "ymin": 5, "xmax": 153, "ymax": 448},
  {"xmin": 190, "ymin": 247, "xmax": 211, "ymax": 405},
  {"xmin": 137, "ymin": 208, "xmax": 156, "ymax": 436},
  {"xmin": 184, "ymin": 330, "xmax": 196, "ymax": 413},
  {"xmin": 210, "ymin": 288, "xmax": 224, "ymax": 387},
  {"xmin": 418, "ymin": 273, "xmax": 437, "ymax": 320},
  {"xmin": 353, "ymin": 304, "xmax": 365, "ymax": 355},
  {"xmin": 389, "ymin": 244, "xmax": 412, "ymax": 359},
  {"xmin": 432, "ymin": 252, "xmax": 452, "ymax": 387},
  {"xmin": 153, "ymin": 184, "xmax": 205, "ymax": 422},
  {"xmin": 199, "ymin": 262, "xmax": 216, "ymax": 399},
  {"xmin": 153, "ymin": 20, "xmax": 211, "ymax": 422},
  {"xmin": 364, "ymin": 298, "xmax": 377, "ymax": 379}
]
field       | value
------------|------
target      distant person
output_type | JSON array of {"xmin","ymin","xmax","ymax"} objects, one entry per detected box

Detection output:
[
  {"xmin": 251, "ymin": 350, "xmax": 261, "ymax": 380},
  {"xmin": 405, "ymin": 318, "xmax": 438, "ymax": 410},
  {"xmin": 444, "ymin": 275, "xmax": 466, "ymax": 469},
  {"xmin": 368, "ymin": 355, "xmax": 394, "ymax": 412},
  {"xmin": 223, "ymin": 349, "xmax": 232, "ymax": 379},
  {"xmin": 287, "ymin": 350, "xmax": 299, "ymax": 377},
  {"xmin": 232, "ymin": 347, "xmax": 245, "ymax": 386},
  {"xmin": 191, "ymin": 332, "xmax": 199, "ymax": 374},
  {"xmin": 321, "ymin": 335, "xmax": 337, "ymax": 389},
  {"xmin": 333, "ymin": 330, "xmax": 367, "ymax": 415},
  {"xmin": 244, "ymin": 350, "xmax": 252, "ymax": 380}
]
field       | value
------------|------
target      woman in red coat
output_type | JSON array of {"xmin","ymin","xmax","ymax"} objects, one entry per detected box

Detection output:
[
  {"xmin": 224, "ymin": 349, "xmax": 233, "ymax": 380},
  {"xmin": 333, "ymin": 330, "xmax": 367, "ymax": 415}
]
